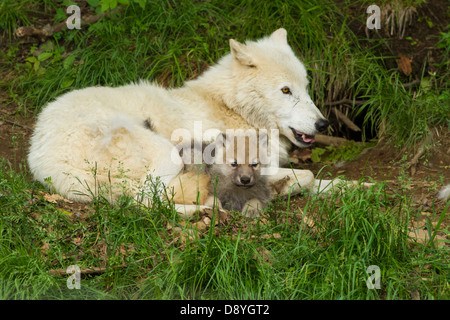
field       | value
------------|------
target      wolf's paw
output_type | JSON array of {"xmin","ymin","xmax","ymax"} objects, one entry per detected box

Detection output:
[{"xmin": 242, "ymin": 198, "xmax": 264, "ymax": 219}]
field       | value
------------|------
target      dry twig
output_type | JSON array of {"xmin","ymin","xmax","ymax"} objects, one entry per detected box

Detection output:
[
  {"xmin": 315, "ymin": 134, "xmax": 358, "ymax": 146},
  {"xmin": 15, "ymin": 9, "xmax": 119, "ymax": 39},
  {"xmin": 322, "ymin": 98, "xmax": 367, "ymax": 107},
  {"xmin": 332, "ymin": 107, "xmax": 361, "ymax": 132}
]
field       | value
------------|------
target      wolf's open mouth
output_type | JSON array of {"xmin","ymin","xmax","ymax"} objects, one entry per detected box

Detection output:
[{"xmin": 289, "ymin": 127, "xmax": 315, "ymax": 144}]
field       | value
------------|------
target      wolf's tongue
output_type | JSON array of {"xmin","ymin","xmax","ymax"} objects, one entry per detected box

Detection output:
[
  {"xmin": 302, "ymin": 134, "xmax": 315, "ymax": 143},
  {"xmin": 294, "ymin": 129, "xmax": 315, "ymax": 143}
]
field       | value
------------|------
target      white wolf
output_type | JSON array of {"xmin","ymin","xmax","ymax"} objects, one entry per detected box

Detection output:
[{"xmin": 28, "ymin": 28, "xmax": 332, "ymax": 216}]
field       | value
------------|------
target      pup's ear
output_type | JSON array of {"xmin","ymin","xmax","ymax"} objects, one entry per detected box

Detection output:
[
  {"xmin": 229, "ymin": 39, "xmax": 255, "ymax": 67},
  {"xmin": 269, "ymin": 28, "xmax": 287, "ymax": 44}
]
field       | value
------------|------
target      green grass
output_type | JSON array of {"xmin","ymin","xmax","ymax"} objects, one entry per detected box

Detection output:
[
  {"xmin": 3, "ymin": 0, "xmax": 447, "ymax": 145},
  {"xmin": 0, "ymin": 0, "xmax": 31, "ymax": 41},
  {"xmin": 0, "ymin": 0, "xmax": 449, "ymax": 300},
  {"xmin": 0, "ymin": 159, "xmax": 448, "ymax": 299}
]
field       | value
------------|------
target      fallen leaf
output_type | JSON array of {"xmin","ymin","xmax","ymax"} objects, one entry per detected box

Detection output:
[
  {"xmin": 299, "ymin": 149, "xmax": 312, "ymax": 161},
  {"xmin": 72, "ymin": 237, "xmax": 83, "ymax": 246},
  {"xmin": 179, "ymin": 228, "xmax": 198, "ymax": 244},
  {"xmin": 397, "ymin": 54, "xmax": 412, "ymax": 76},
  {"xmin": 408, "ymin": 228, "xmax": 447, "ymax": 247},
  {"xmin": 410, "ymin": 290, "xmax": 420, "ymax": 300},
  {"xmin": 252, "ymin": 233, "xmax": 282, "ymax": 240},
  {"xmin": 200, "ymin": 207, "xmax": 230, "ymax": 225},
  {"xmin": 288, "ymin": 157, "xmax": 299, "ymax": 164},
  {"xmin": 40, "ymin": 241, "xmax": 50, "ymax": 254},
  {"xmin": 408, "ymin": 228, "xmax": 430, "ymax": 244},
  {"xmin": 254, "ymin": 247, "xmax": 273, "ymax": 264},
  {"xmin": 290, "ymin": 148, "xmax": 312, "ymax": 162},
  {"xmin": 193, "ymin": 220, "xmax": 207, "ymax": 231},
  {"xmin": 202, "ymin": 216, "xmax": 211, "ymax": 226},
  {"xmin": 38, "ymin": 191, "xmax": 73, "ymax": 204}
]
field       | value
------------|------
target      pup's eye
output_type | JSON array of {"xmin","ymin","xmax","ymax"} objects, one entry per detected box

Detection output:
[
  {"xmin": 230, "ymin": 161, "xmax": 238, "ymax": 167},
  {"xmin": 281, "ymin": 86, "xmax": 291, "ymax": 95},
  {"xmin": 251, "ymin": 162, "xmax": 259, "ymax": 168}
]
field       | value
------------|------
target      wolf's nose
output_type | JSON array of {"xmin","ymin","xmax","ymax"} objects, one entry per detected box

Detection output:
[
  {"xmin": 315, "ymin": 119, "xmax": 329, "ymax": 132},
  {"xmin": 240, "ymin": 176, "xmax": 251, "ymax": 185}
]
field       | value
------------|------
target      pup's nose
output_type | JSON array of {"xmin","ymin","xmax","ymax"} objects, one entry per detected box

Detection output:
[
  {"xmin": 315, "ymin": 119, "xmax": 329, "ymax": 132},
  {"xmin": 240, "ymin": 176, "xmax": 251, "ymax": 185}
]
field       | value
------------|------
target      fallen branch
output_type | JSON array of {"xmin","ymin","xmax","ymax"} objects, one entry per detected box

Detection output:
[
  {"xmin": 322, "ymin": 98, "xmax": 367, "ymax": 107},
  {"xmin": 315, "ymin": 134, "xmax": 359, "ymax": 146},
  {"xmin": 401, "ymin": 79, "xmax": 420, "ymax": 88},
  {"xmin": 408, "ymin": 134, "xmax": 432, "ymax": 176},
  {"xmin": 332, "ymin": 107, "xmax": 361, "ymax": 132},
  {"xmin": 15, "ymin": 9, "xmax": 118, "ymax": 39},
  {"xmin": 48, "ymin": 266, "xmax": 108, "ymax": 276},
  {"xmin": 47, "ymin": 237, "xmax": 179, "ymax": 277},
  {"xmin": 0, "ymin": 109, "xmax": 32, "ymax": 131}
]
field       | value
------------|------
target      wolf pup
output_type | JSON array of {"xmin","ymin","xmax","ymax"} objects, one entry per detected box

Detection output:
[
  {"xmin": 169, "ymin": 132, "xmax": 272, "ymax": 218},
  {"xmin": 206, "ymin": 132, "xmax": 271, "ymax": 218}
]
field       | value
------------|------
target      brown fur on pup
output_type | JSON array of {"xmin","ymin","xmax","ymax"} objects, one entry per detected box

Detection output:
[{"xmin": 168, "ymin": 132, "xmax": 272, "ymax": 218}]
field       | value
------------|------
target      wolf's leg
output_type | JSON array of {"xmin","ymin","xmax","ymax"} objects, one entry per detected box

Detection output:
[
  {"xmin": 204, "ymin": 195, "xmax": 222, "ymax": 209},
  {"xmin": 313, "ymin": 179, "xmax": 374, "ymax": 193},
  {"xmin": 265, "ymin": 167, "xmax": 314, "ymax": 197},
  {"xmin": 266, "ymin": 167, "xmax": 373, "ymax": 198}
]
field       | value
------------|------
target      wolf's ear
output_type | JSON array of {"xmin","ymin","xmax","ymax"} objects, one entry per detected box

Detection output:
[
  {"xmin": 229, "ymin": 39, "xmax": 255, "ymax": 67},
  {"xmin": 216, "ymin": 132, "xmax": 236, "ymax": 151},
  {"xmin": 215, "ymin": 132, "xmax": 228, "ymax": 147},
  {"xmin": 258, "ymin": 131, "xmax": 268, "ymax": 145},
  {"xmin": 269, "ymin": 28, "xmax": 287, "ymax": 44}
]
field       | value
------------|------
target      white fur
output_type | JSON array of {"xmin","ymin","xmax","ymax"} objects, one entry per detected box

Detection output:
[
  {"xmin": 437, "ymin": 184, "xmax": 450, "ymax": 200},
  {"xmin": 28, "ymin": 29, "xmax": 327, "ymax": 204}
]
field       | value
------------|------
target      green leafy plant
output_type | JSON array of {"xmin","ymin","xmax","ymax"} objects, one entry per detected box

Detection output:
[{"xmin": 311, "ymin": 141, "xmax": 376, "ymax": 163}]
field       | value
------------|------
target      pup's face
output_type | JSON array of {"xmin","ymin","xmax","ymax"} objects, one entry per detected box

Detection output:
[
  {"xmin": 214, "ymin": 133, "xmax": 262, "ymax": 188},
  {"xmin": 228, "ymin": 161, "xmax": 261, "ymax": 188}
]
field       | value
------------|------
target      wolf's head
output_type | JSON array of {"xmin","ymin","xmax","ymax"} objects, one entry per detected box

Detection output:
[
  {"xmin": 225, "ymin": 28, "xmax": 328, "ymax": 148},
  {"xmin": 208, "ymin": 132, "xmax": 266, "ymax": 188}
]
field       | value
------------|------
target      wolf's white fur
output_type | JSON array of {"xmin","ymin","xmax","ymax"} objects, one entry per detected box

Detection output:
[
  {"xmin": 28, "ymin": 29, "xmax": 329, "ymax": 208},
  {"xmin": 437, "ymin": 184, "xmax": 450, "ymax": 200}
]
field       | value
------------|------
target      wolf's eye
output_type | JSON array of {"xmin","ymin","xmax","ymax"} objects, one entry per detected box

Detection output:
[
  {"xmin": 281, "ymin": 86, "xmax": 291, "ymax": 95},
  {"xmin": 230, "ymin": 161, "xmax": 238, "ymax": 167}
]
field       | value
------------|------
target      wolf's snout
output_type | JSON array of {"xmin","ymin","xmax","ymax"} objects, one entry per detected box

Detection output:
[{"xmin": 315, "ymin": 119, "xmax": 329, "ymax": 132}]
